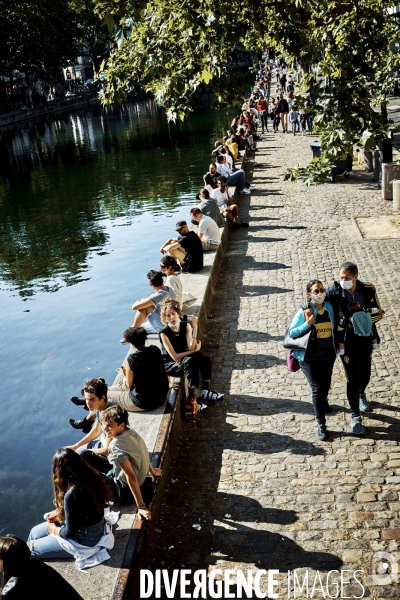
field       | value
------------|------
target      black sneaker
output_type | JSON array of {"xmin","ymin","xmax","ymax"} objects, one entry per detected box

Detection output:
[
  {"xmin": 324, "ymin": 400, "xmax": 331, "ymax": 414},
  {"xmin": 70, "ymin": 396, "xmax": 86, "ymax": 406},
  {"xmin": 201, "ymin": 389, "xmax": 224, "ymax": 401},
  {"xmin": 317, "ymin": 424, "xmax": 328, "ymax": 441},
  {"xmin": 241, "ymin": 222, "xmax": 249, "ymax": 228}
]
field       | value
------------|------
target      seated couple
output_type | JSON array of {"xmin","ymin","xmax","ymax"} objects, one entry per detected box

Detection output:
[
  {"xmin": 208, "ymin": 162, "xmax": 251, "ymax": 195},
  {"xmin": 28, "ymin": 406, "xmax": 161, "ymax": 560},
  {"xmin": 197, "ymin": 178, "xmax": 248, "ymax": 228}
]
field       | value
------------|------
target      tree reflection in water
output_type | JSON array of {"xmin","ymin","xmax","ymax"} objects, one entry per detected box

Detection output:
[{"xmin": 0, "ymin": 95, "xmax": 227, "ymax": 297}]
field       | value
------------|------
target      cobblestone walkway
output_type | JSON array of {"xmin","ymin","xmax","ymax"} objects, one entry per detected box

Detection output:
[{"xmin": 147, "ymin": 133, "xmax": 400, "ymax": 599}]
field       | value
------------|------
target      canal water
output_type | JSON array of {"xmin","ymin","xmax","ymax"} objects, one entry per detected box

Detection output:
[{"xmin": 0, "ymin": 97, "xmax": 235, "ymax": 537}]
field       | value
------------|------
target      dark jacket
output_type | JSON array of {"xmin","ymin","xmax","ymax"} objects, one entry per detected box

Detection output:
[
  {"xmin": 326, "ymin": 280, "xmax": 383, "ymax": 343},
  {"xmin": 277, "ymin": 99, "xmax": 289, "ymax": 113},
  {"xmin": 1, "ymin": 557, "xmax": 84, "ymax": 600}
]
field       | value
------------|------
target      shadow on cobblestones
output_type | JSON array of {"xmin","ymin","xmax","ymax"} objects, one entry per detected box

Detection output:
[
  {"xmin": 232, "ymin": 396, "xmax": 315, "ymax": 416},
  {"xmin": 239, "ymin": 285, "xmax": 293, "ymax": 295},
  {"xmin": 147, "ymin": 138, "xmax": 361, "ymax": 587}
]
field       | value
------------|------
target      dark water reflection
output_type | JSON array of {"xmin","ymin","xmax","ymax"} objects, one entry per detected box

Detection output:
[{"xmin": 0, "ymin": 98, "xmax": 236, "ymax": 537}]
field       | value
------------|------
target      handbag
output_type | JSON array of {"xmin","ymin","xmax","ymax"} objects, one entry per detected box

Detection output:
[
  {"xmin": 287, "ymin": 351, "xmax": 300, "ymax": 372},
  {"xmin": 283, "ymin": 323, "xmax": 314, "ymax": 350}
]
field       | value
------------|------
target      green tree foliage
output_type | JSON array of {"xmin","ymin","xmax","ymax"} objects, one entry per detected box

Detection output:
[
  {"xmin": 71, "ymin": 0, "xmax": 112, "ymax": 74},
  {"xmin": 93, "ymin": 0, "xmax": 400, "ymax": 182},
  {"xmin": 0, "ymin": 0, "xmax": 81, "ymax": 80},
  {"xmin": 0, "ymin": 0, "xmax": 112, "ymax": 82}
]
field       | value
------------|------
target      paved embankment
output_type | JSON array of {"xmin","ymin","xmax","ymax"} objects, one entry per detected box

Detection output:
[{"xmin": 147, "ymin": 132, "xmax": 400, "ymax": 599}]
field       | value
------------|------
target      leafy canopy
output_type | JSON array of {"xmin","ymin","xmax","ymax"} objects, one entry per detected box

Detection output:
[{"xmin": 94, "ymin": 0, "xmax": 400, "ymax": 182}]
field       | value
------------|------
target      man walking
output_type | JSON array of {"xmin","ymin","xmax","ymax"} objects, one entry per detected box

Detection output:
[{"xmin": 326, "ymin": 261, "xmax": 385, "ymax": 434}]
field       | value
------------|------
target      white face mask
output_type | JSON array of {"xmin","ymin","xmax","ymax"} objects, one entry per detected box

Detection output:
[
  {"xmin": 312, "ymin": 292, "xmax": 326, "ymax": 304},
  {"xmin": 340, "ymin": 279, "xmax": 353, "ymax": 290},
  {"xmin": 168, "ymin": 318, "xmax": 181, "ymax": 328}
]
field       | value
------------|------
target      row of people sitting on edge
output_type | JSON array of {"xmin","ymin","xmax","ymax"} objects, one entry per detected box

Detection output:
[
  {"xmin": 0, "ymin": 101, "xmax": 259, "ymax": 597},
  {"xmin": 68, "ymin": 120, "xmax": 257, "ymax": 433},
  {"xmin": 23, "ymin": 298, "xmax": 224, "ymax": 563}
]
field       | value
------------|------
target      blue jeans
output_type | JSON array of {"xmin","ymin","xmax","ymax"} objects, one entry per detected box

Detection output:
[
  {"xmin": 28, "ymin": 518, "xmax": 105, "ymax": 560},
  {"xmin": 291, "ymin": 122, "xmax": 296, "ymax": 134},
  {"xmin": 76, "ymin": 439, "xmax": 102, "ymax": 455},
  {"xmin": 28, "ymin": 522, "xmax": 71, "ymax": 560},
  {"xmin": 260, "ymin": 110, "xmax": 268, "ymax": 131},
  {"xmin": 226, "ymin": 169, "xmax": 245, "ymax": 192}
]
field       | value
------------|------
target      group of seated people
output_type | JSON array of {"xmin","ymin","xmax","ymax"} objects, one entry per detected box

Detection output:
[{"xmin": 0, "ymin": 88, "xmax": 262, "ymax": 598}]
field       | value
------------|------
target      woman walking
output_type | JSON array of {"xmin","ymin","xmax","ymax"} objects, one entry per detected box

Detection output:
[
  {"xmin": 277, "ymin": 94, "xmax": 289, "ymax": 133},
  {"xmin": 288, "ymin": 280, "xmax": 337, "ymax": 440}
]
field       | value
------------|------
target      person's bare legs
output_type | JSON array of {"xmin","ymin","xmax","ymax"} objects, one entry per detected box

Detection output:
[
  {"xmin": 223, "ymin": 205, "xmax": 240, "ymax": 225},
  {"xmin": 133, "ymin": 305, "xmax": 153, "ymax": 326},
  {"xmin": 229, "ymin": 205, "xmax": 239, "ymax": 219},
  {"xmin": 167, "ymin": 246, "xmax": 186, "ymax": 265},
  {"xmin": 223, "ymin": 210, "xmax": 235, "ymax": 224}
]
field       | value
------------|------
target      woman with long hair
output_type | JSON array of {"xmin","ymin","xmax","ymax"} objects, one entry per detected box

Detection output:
[
  {"xmin": 27, "ymin": 448, "xmax": 113, "ymax": 560},
  {"xmin": 229, "ymin": 116, "xmax": 239, "ymax": 135},
  {"xmin": 0, "ymin": 534, "xmax": 83, "ymax": 598},
  {"xmin": 159, "ymin": 298, "xmax": 223, "ymax": 405}
]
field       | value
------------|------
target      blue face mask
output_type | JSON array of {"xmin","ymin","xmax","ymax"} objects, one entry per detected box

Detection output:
[
  {"xmin": 168, "ymin": 318, "xmax": 181, "ymax": 328},
  {"xmin": 340, "ymin": 280, "xmax": 353, "ymax": 290}
]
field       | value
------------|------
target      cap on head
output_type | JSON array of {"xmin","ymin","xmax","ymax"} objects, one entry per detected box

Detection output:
[{"xmin": 175, "ymin": 220, "xmax": 187, "ymax": 231}]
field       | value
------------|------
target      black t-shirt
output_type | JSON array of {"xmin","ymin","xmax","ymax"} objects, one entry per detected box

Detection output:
[
  {"xmin": 305, "ymin": 308, "xmax": 335, "ymax": 362},
  {"xmin": 127, "ymin": 345, "xmax": 169, "ymax": 410},
  {"xmin": 2, "ymin": 557, "xmax": 84, "ymax": 600},
  {"xmin": 159, "ymin": 322, "xmax": 188, "ymax": 359},
  {"xmin": 178, "ymin": 231, "xmax": 203, "ymax": 272}
]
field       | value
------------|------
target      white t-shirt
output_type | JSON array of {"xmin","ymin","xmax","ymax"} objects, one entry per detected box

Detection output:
[
  {"xmin": 198, "ymin": 215, "xmax": 221, "ymax": 244},
  {"xmin": 164, "ymin": 274, "xmax": 183, "ymax": 307},
  {"xmin": 216, "ymin": 163, "xmax": 231, "ymax": 178},
  {"xmin": 211, "ymin": 188, "xmax": 228, "ymax": 208},
  {"xmin": 224, "ymin": 153, "xmax": 233, "ymax": 169},
  {"xmin": 204, "ymin": 184, "xmax": 215, "ymax": 195}
]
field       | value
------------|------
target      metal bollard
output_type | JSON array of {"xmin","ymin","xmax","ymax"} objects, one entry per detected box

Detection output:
[
  {"xmin": 373, "ymin": 149, "xmax": 381, "ymax": 183},
  {"xmin": 364, "ymin": 150, "xmax": 373, "ymax": 172},
  {"xmin": 393, "ymin": 180, "xmax": 400, "ymax": 211}
]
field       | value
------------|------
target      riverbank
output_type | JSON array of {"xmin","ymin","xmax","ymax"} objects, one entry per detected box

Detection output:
[
  {"xmin": 43, "ymin": 145, "xmax": 255, "ymax": 598},
  {"xmin": 146, "ymin": 131, "xmax": 400, "ymax": 598},
  {"xmin": 0, "ymin": 91, "xmax": 101, "ymax": 129},
  {"xmin": 0, "ymin": 95, "xmax": 243, "ymax": 535}
]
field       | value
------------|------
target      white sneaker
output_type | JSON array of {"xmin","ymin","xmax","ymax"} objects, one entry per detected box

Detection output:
[{"xmin": 240, "ymin": 188, "xmax": 251, "ymax": 194}]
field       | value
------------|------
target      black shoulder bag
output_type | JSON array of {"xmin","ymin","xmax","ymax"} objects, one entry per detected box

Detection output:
[{"xmin": 283, "ymin": 324, "xmax": 315, "ymax": 350}]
